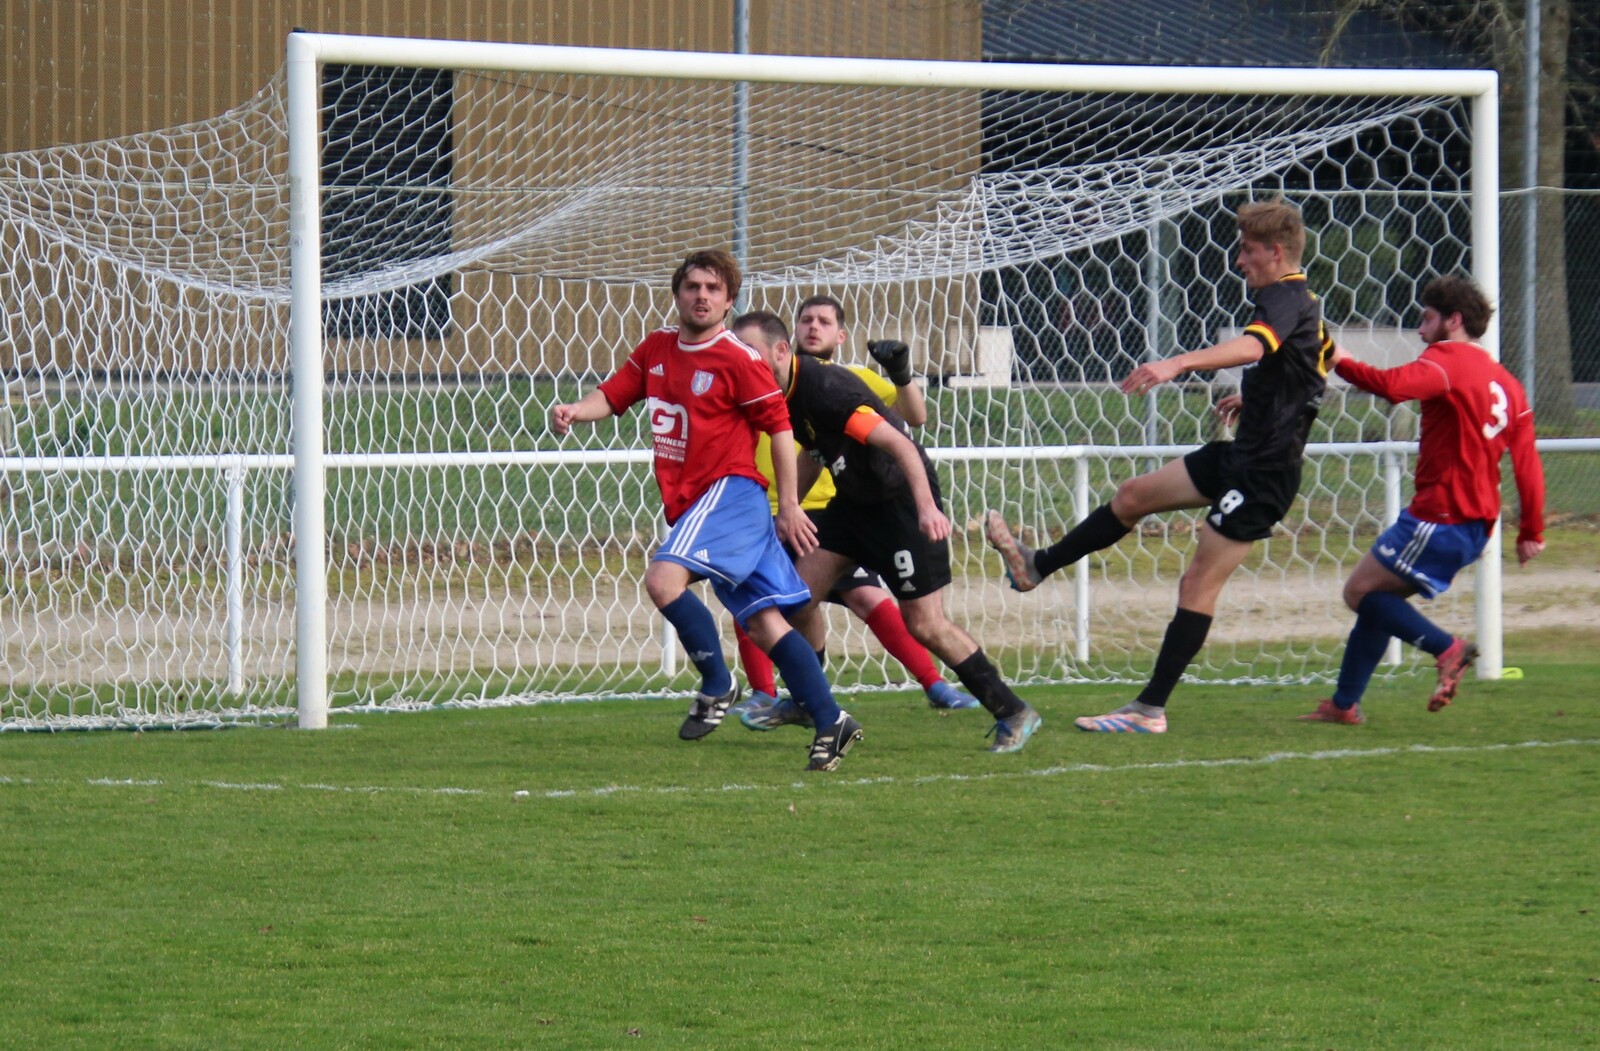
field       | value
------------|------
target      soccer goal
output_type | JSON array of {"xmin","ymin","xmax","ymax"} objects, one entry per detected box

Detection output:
[{"xmin": 0, "ymin": 32, "xmax": 1503, "ymax": 729}]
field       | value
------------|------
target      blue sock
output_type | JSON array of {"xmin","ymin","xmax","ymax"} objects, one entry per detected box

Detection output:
[
  {"xmin": 1332, "ymin": 614, "xmax": 1391, "ymax": 708},
  {"xmin": 767, "ymin": 629, "xmax": 841, "ymax": 729},
  {"xmin": 659, "ymin": 591, "xmax": 732, "ymax": 697},
  {"xmin": 1357, "ymin": 591, "xmax": 1453, "ymax": 658}
]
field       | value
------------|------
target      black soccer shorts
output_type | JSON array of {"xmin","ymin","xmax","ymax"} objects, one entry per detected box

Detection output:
[
  {"xmin": 1182, "ymin": 439, "xmax": 1302, "ymax": 543},
  {"xmin": 779, "ymin": 509, "xmax": 891, "ymax": 604},
  {"xmin": 810, "ymin": 494, "xmax": 953, "ymax": 601}
]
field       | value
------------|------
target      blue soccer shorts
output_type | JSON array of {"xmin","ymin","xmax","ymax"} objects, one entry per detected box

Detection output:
[
  {"xmin": 653, "ymin": 475, "xmax": 813, "ymax": 627},
  {"xmin": 1371, "ymin": 509, "xmax": 1489, "ymax": 600}
]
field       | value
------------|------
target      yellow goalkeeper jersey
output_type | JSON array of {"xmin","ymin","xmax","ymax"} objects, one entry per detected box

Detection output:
[{"xmin": 756, "ymin": 364, "xmax": 896, "ymax": 512}]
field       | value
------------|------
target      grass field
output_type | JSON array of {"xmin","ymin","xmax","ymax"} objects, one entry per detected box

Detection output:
[{"xmin": 3, "ymin": 628, "xmax": 1596, "ymax": 1050}]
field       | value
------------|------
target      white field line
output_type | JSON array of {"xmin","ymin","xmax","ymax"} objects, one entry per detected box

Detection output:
[{"xmin": 1, "ymin": 737, "xmax": 1594, "ymax": 801}]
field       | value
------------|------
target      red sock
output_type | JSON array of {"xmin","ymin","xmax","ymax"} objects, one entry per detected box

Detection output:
[
  {"xmin": 735, "ymin": 623, "xmax": 777, "ymax": 696},
  {"xmin": 863, "ymin": 598, "xmax": 940, "ymax": 689}
]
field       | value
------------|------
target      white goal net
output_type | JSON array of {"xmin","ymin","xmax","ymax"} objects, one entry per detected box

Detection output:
[{"xmin": 0, "ymin": 35, "xmax": 1500, "ymax": 728}]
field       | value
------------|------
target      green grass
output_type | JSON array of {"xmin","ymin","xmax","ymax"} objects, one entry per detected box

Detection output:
[{"xmin": 3, "ymin": 629, "xmax": 1596, "ymax": 1050}]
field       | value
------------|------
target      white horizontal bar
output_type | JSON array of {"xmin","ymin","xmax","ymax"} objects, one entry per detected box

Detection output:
[
  {"xmin": 293, "ymin": 32, "xmax": 1498, "ymax": 99},
  {"xmin": 5, "ymin": 438, "xmax": 1594, "ymax": 475}
]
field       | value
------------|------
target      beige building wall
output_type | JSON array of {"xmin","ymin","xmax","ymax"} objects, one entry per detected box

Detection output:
[
  {"xmin": 4, "ymin": 0, "xmax": 981, "ymax": 152},
  {"xmin": 3, "ymin": 1, "xmax": 986, "ymax": 379}
]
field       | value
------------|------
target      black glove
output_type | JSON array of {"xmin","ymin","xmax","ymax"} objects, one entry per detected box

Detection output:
[{"xmin": 866, "ymin": 339, "xmax": 914, "ymax": 386}]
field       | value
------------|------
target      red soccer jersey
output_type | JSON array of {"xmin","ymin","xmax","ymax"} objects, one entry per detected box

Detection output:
[
  {"xmin": 597, "ymin": 326, "xmax": 792, "ymax": 524},
  {"xmin": 1336, "ymin": 341, "xmax": 1545, "ymax": 543}
]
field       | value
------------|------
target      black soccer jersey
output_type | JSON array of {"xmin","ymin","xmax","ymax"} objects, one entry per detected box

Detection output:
[
  {"xmin": 782, "ymin": 354, "xmax": 935, "ymax": 505},
  {"xmin": 1234, "ymin": 273, "xmax": 1334, "ymax": 468}
]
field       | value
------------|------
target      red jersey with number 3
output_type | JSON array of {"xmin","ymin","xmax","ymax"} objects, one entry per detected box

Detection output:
[
  {"xmin": 597, "ymin": 326, "xmax": 791, "ymax": 524},
  {"xmin": 1335, "ymin": 340, "xmax": 1544, "ymax": 542}
]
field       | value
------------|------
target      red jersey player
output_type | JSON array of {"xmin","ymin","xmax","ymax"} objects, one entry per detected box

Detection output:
[
  {"xmin": 550, "ymin": 250, "xmax": 862, "ymax": 771},
  {"xmin": 1300, "ymin": 275, "xmax": 1545, "ymax": 725}
]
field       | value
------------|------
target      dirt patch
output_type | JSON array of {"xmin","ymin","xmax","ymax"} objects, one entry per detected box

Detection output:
[{"xmin": 4, "ymin": 559, "xmax": 1592, "ymax": 689}]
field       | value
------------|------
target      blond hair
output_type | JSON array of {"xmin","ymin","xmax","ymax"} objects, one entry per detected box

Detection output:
[{"xmin": 1235, "ymin": 199, "xmax": 1306, "ymax": 265}]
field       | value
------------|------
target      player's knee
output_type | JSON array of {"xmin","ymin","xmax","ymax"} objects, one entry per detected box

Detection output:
[
  {"xmin": 785, "ymin": 602, "xmax": 824, "ymax": 644},
  {"xmin": 900, "ymin": 606, "xmax": 939, "ymax": 645},
  {"xmin": 1341, "ymin": 579, "xmax": 1367, "ymax": 613},
  {"xmin": 905, "ymin": 610, "xmax": 964, "ymax": 662},
  {"xmin": 642, "ymin": 568, "xmax": 685, "ymax": 609},
  {"xmin": 1108, "ymin": 482, "xmax": 1148, "ymax": 526},
  {"xmin": 742, "ymin": 610, "xmax": 783, "ymax": 651},
  {"xmin": 843, "ymin": 589, "xmax": 887, "ymax": 619}
]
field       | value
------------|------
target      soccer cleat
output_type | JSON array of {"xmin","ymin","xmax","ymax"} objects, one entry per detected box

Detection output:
[
  {"xmin": 678, "ymin": 683, "xmax": 740, "ymax": 741},
  {"xmin": 983, "ymin": 511, "xmax": 1044, "ymax": 593},
  {"xmin": 807, "ymin": 712, "xmax": 863, "ymax": 771},
  {"xmin": 1073, "ymin": 705, "xmax": 1168, "ymax": 734},
  {"xmin": 987, "ymin": 703, "xmax": 1043, "ymax": 753},
  {"xmin": 1297, "ymin": 698, "xmax": 1365, "ymax": 725},
  {"xmin": 739, "ymin": 696, "xmax": 813, "ymax": 732},
  {"xmin": 925, "ymin": 680, "xmax": 981, "ymax": 710},
  {"xmin": 1428, "ymin": 638, "xmax": 1479, "ymax": 712},
  {"xmin": 730, "ymin": 690, "xmax": 778, "ymax": 717}
]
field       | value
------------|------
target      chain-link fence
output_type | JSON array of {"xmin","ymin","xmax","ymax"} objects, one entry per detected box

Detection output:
[{"xmin": 1498, "ymin": 188, "xmax": 1600, "ymax": 427}]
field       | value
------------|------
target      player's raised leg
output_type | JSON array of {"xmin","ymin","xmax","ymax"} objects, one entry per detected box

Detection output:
[{"xmin": 986, "ymin": 455, "xmax": 1206, "ymax": 592}]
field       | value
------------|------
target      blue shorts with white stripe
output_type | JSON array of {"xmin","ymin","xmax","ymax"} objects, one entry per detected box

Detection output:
[{"xmin": 1370, "ymin": 509, "xmax": 1489, "ymax": 599}]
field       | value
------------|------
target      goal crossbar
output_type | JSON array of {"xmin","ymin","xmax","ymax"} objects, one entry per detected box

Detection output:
[{"xmin": 289, "ymin": 32, "xmax": 1497, "ymax": 98}]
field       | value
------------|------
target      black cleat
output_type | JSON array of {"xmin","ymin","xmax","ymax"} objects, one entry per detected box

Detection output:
[
  {"xmin": 679, "ymin": 683, "xmax": 740, "ymax": 741},
  {"xmin": 806, "ymin": 712, "xmax": 863, "ymax": 771}
]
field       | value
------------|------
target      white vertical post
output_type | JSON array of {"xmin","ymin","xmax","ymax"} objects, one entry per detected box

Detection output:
[
  {"xmin": 731, "ymin": 0, "xmax": 751, "ymax": 278},
  {"xmin": 1470, "ymin": 83, "xmax": 1504, "ymax": 680},
  {"xmin": 1073, "ymin": 452, "xmax": 1091, "ymax": 663},
  {"xmin": 1142, "ymin": 219, "xmax": 1163, "ymax": 463},
  {"xmin": 1521, "ymin": 0, "xmax": 1540, "ymax": 406},
  {"xmin": 225, "ymin": 462, "xmax": 246, "ymax": 695},
  {"xmin": 1381, "ymin": 447, "xmax": 1403, "ymax": 666},
  {"xmin": 287, "ymin": 31, "xmax": 330, "ymax": 728}
]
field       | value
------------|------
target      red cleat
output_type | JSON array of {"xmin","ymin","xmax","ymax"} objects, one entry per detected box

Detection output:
[
  {"xmin": 1428, "ymin": 638, "xmax": 1479, "ymax": 712},
  {"xmin": 1297, "ymin": 698, "xmax": 1365, "ymax": 725}
]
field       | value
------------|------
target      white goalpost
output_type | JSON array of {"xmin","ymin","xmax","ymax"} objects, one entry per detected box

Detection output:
[
  {"xmin": 284, "ymin": 32, "xmax": 1501, "ymax": 729},
  {"xmin": 3, "ymin": 31, "xmax": 1524, "ymax": 729}
]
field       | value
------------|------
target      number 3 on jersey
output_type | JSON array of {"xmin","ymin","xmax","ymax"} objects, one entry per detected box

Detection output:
[{"xmin": 1482, "ymin": 380, "xmax": 1509, "ymax": 439}]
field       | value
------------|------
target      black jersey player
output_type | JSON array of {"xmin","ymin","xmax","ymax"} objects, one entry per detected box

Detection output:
[
  {"xmin": 985, "ymin": 198, "xmax": 1333, "ymax": 734},
  {"xmin": 732, "ymin": 311, "xmax": 1043, "ymax": 754}
]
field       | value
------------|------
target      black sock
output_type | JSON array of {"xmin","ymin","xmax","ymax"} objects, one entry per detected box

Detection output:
[
  {"xmin": 1035, "ymin": 504, "xmax": 1133, "ymax": 578},
  {"xmin": 952, "ymin": 649, "xmax": 1026, "ymax": 720},
  {"xmin": 1135, "ymin": 608, "xmax": 1213, "ymax": 709}
]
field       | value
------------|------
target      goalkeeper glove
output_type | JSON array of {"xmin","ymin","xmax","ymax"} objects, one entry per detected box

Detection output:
[{"xmin": 866, "ymin": 339, "xmax": 914, "ymax": 386}]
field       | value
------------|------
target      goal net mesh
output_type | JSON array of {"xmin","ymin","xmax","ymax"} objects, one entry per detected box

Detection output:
[{"xmin": 0, "ymin": 55, "xmax": 1476, "ymax": 727}]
